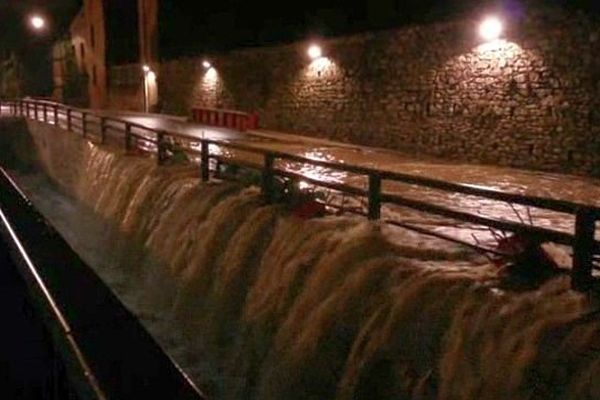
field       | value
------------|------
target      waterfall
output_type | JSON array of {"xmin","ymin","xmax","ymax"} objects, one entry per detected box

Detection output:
[{"xmin": 5, "ymin": 119, "xmax": 600, "ymax": 399}]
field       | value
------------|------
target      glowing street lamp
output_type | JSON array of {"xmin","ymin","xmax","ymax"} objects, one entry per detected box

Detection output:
[
  {"xmin": 29, "ymin": 15, "xmax": 46, "ymax": 31},
  {"xmin": 307, "ymin": 44, "xmax": 322, "ymax": 60},
  {"xmin": 202, "ymin": 60, "xmax": 212, "ymax": 69},
  {"xmin": 479, "ymin": 16, "xmax": 503, "ymax": 42},
  {"xmin": 142, "ymin": 65, "xmax": 153, "ymax": 112}
]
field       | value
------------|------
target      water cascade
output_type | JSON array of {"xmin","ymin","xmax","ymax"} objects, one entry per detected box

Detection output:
[{"xmin": 3, "ymin": 119, "xmax": 600, "ymax": 399}]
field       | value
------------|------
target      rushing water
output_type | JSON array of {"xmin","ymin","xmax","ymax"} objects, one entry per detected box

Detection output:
[{"xmin": 3, "ymin": 119, "xmax": 600, "ymax": 399}]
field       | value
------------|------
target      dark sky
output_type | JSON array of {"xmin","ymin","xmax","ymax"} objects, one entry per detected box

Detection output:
[
  {"xmin": 158, "ymin": 0, "xmax": 600, "ymax": 59},
  {"xmin": 1, "ymin": 0, "xmax": 599, "ymax": 93},
  {"xmin": 1, "ymin": 0, "xmax": 599, "ymax": 58},
  {"xmin": 0, "ymin": 0, "xmax": 80, "ymax": 54},
  {"xmin": 0, "ymin": 0, "xmax": 80, "ymax": 94}
]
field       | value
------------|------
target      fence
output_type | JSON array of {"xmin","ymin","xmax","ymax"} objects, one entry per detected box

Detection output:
[{"xmin": 2, "ymin": 98, "xmax": 599, "ymax": 291}]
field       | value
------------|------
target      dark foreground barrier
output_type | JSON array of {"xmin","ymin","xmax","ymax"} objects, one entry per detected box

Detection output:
[{"xmin": 0, "ymin": 167, "xmax": 206, "ymax": 399}]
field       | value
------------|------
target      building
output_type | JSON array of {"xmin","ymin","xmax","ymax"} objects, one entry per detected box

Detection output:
[
  {"xmin": 53, "ymin": 0, "xmax": 158, "ymax": 111},
  {"xmin": 69, "ymin": 0, "xmax": 107, "ymax": 109}
]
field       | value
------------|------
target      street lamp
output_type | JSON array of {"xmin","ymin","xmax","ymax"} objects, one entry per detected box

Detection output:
[
  {"xmin": 29, "ymin": 15, "xmax": 46, "ymax": 31},
  {"xmin": 307, "ymin": 44, "xmax": 322, "ymax": 60},
  {"xmin": 202, "ymin": 60, "xmax": 212, "ymax": 69},
  {"xmin": 142, "ymin": 65, "xmax": 152, "ymax": 112},
  {"xmin": 479, "ymin": 16, "xmax": 503, "ymax": 42}
]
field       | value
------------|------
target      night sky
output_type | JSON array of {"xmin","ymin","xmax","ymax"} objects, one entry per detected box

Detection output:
[
  {"xmin": 1, "ymin": 0, "xmax": 599, "ymax": 93},
  {"xmin": 158, "ymin": 0, "xmax": 600, "ymax": 58},
  {"xmin": 0, "ymin": 0, "xmax": 80, "ymax": 94}
]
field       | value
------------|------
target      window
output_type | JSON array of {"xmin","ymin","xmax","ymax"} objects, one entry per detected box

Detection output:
[
  {"xmin": 92, "ymin": 65, "xmax": 97, "ymax": 86},
  {"xmin": 90, "ymin": 25, "xmax": 95, "ymax": 48}
]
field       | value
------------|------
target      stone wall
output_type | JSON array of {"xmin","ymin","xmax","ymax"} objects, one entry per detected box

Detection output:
[{"xmin": 112, "ymin": 6, "xmax": 600, "ymax": 175}]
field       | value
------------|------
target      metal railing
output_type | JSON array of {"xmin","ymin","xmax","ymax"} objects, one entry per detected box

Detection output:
[
  {"xmin": 0, "ymin": 165, "xmax": 206, "ymax": 399},
  {"xmin": 2, "ymin": 98, "xmax": 599, "ymax": 290}
]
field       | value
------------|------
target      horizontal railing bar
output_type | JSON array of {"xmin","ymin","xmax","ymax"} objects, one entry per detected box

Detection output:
[{"xmin": 380, "ymin": 191, "xmax": 598, "ymax": 249}]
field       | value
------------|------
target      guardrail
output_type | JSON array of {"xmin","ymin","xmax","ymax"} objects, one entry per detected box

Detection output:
[
  {"xmin": 0, "ymin": 166, "xmax": 206, "ymax": 399},
  {"xmin": 2, "ymin": 98, "xmax": 599, "ymax": 291}
]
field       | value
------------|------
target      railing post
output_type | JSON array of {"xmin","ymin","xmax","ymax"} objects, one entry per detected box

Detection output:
[
  {"xmin": 100, "ymin": 117, "xmax": 106, "ymax": 144},
  {"xmin": 53, "ymin": 105, "xmax": 59, "ymax": 126},
  {"xmin": 201, "ymin": 141, "xmax": 210, "ymax": 182},
  {"xmin": 262, "ymin": 153, "xmax": 276, "ymax": 203},
  {"xmin": 43, "ymin": 103, "xmax": 48, "ymax": 122},
  {"xmin": 34, "ymin": 102, "xmax": 38, "ymax": 120},
  {"xmin": 82, "ymin": 112, "xmax": 87, "ymax": 138},
  {"xmin": 572, "ymin": 208, "xmax": 596, "ymax": 291},
  {"xmin": 368, "ymin": 174, "xmax": 382, "ymax": 220},
  {"xmin": 125, "ymin": 123, "xmax": 133, "ymax": 151},
  {"xmin": 157, "ymin": 131, "xmax": 167, "ymax": 165},
  {"xmin": 66, "ymin": 108, "xmax": 72, "ymax": 131}
]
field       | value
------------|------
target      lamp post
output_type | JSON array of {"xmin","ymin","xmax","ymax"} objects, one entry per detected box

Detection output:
[{"xmin": 142, "ymin": 65, "xmax": 150, "ymax": 112}]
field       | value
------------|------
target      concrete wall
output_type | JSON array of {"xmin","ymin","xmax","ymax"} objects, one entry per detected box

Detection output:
[{"xmin": 113, "ymin": 7, "xmax": 600, "ymax": 175}]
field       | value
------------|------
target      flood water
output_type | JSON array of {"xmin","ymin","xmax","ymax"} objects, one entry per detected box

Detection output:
[{"xmin": 2, "ymin": 118, "xmax": 600, "ymax": 399}]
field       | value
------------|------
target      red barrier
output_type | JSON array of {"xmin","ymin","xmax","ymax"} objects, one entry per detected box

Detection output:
[{"xmin": 191, "ymin": 106, "xmax": 259, "ymax": 131}]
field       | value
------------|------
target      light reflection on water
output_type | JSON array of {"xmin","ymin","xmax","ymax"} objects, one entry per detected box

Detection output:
[{"xmin": 279, "ymin": 149, "xmax": 351, "ymax": 185}]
